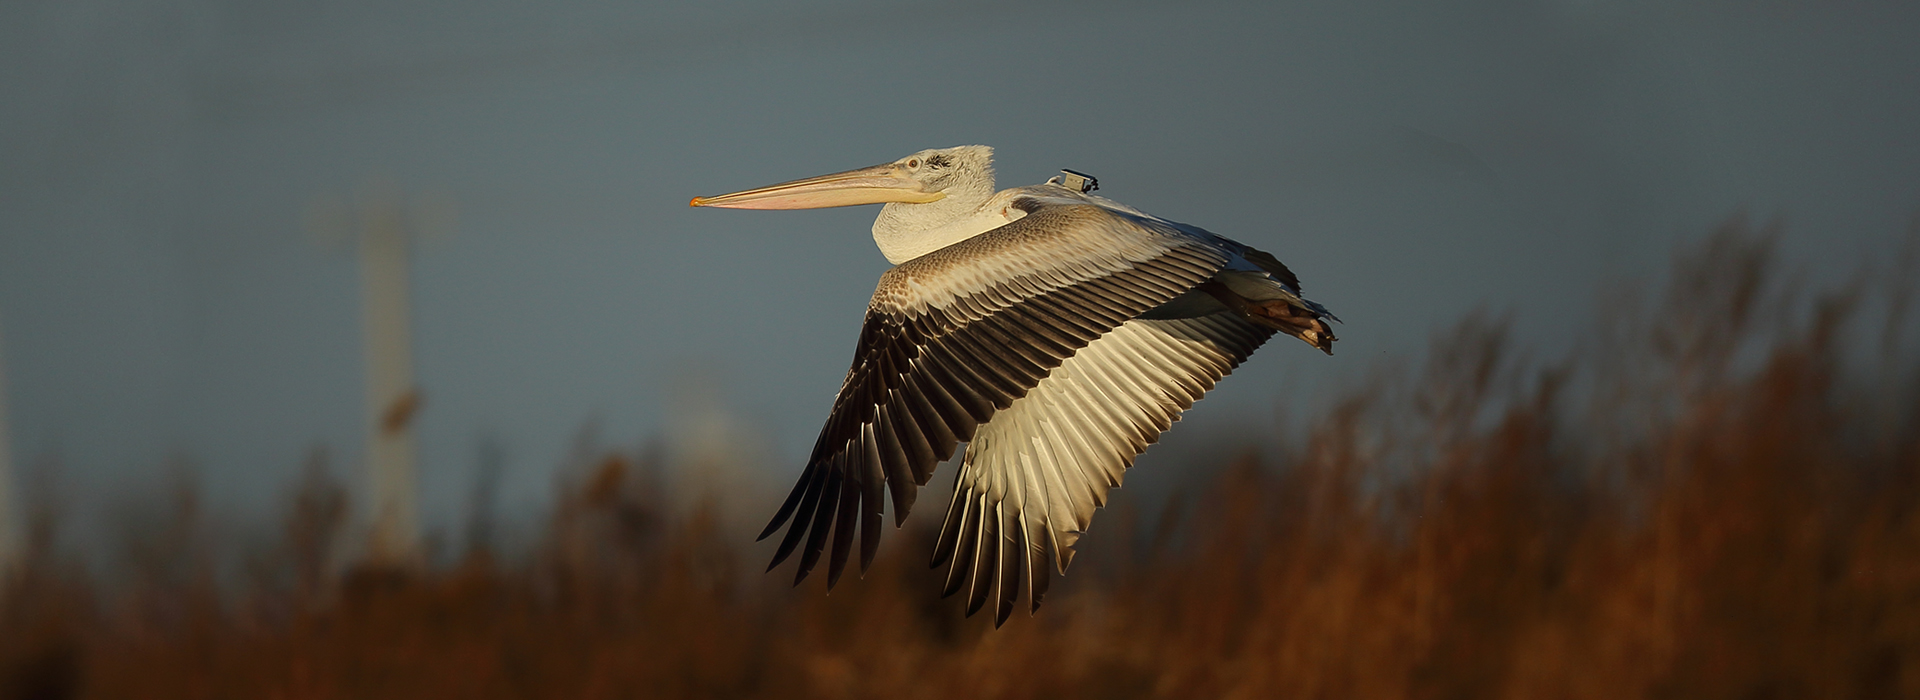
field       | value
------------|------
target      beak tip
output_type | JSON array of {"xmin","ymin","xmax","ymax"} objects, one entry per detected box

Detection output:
[{"xmin": 689, "ymin": 197, "xmax": 706, "ymax": 207}]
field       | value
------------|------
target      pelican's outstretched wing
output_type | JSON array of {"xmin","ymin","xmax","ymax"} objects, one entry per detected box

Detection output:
[
  {"xmin": 933, "ymin": 313, "xmax": 1272, "ymax": 625},
  {"xmin": 760, "ymin": 201, "xmax": 1233, "ymax": 588}
]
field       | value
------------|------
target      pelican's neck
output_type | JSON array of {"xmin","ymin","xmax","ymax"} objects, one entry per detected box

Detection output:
[{"xmin": 871, "ymin": 184, "xmax": 1000, "ymax": 265}]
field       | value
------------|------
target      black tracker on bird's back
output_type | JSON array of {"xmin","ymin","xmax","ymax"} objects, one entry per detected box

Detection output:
[
  {"xmin": 1051, "ymin": 168, "xmax": 1099, "ymax": 193},
  {"xmin": 691, "ymin": 145, "xmax": 1338, "ymax": 626}
]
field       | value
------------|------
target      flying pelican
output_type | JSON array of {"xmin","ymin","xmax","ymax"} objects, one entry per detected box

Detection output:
[{"xmin": 691, "ymin": 146, "xmax": 1337, "ymax": 625}]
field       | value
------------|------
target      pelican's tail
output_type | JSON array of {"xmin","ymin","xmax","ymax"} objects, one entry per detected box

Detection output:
[
  {"xmin": 1196, "ymin": 272, "xmax": 1339, "ymax": 355},
  {"xmin": 1247, "ymin": 297, "xmax": 1337, "ymax": 354}
]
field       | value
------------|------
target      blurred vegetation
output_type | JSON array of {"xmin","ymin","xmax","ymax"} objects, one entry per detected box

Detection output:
[{"xmin": 4, "ymin": 221, "xmax": 1918, "ymax": 699}]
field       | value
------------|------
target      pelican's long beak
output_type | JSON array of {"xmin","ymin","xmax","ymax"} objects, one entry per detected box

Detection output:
[{"xmin": 690, "ymin": 162, "xmax": 945, "ymax": 210}]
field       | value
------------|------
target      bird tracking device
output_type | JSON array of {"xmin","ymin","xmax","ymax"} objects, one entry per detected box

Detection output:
[{"xmin": 1052, "ymin": 169, "xmax": 1099, "ymax": 194}]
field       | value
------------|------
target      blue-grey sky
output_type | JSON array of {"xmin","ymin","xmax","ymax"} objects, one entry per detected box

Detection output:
[{"xmin": 3, "ymin": 0, "xmax": 1916, "ymax": 544}]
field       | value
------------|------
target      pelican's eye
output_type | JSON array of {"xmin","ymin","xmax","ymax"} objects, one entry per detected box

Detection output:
[{"xmin": 905, "ymin": 158, "xmax": 920, "ymax": 169}]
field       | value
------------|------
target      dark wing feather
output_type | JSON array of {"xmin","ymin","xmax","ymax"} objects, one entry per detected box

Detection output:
[
  {"xmin": 761, "ymin": 204, "xmax": 1232, "ymax": 587},
  {"xmin": 1238, "ymin": 246, "xmax": 1302, "ymax": 291}
]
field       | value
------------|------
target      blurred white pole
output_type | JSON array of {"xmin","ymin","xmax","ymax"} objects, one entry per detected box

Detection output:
[
  {"xmin": 0, "ymin": 320, "xmax": 19, "ymax": 577},
  {"xmin": 359, "ymin": 197, "xmax": 421, "ymax": 567}
]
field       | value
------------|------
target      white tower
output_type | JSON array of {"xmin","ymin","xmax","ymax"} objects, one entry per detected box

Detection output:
[
  {"xmin": 357, "ymin": 197, "xmax": 423, "ymax": 567},
  {"xmin": 312, "ymin": 184, "xmax": 449, "ymax": 569}
]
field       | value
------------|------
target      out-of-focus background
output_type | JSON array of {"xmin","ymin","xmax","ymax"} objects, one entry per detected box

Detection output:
[{"xmin": 2, "ymin": 1, "xmax": 1919, "ymax": 697}]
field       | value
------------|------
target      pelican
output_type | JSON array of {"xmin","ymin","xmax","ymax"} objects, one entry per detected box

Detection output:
[{"xmin": 692, "ymin": 146, "xmax": 1337, "ymax": 625}]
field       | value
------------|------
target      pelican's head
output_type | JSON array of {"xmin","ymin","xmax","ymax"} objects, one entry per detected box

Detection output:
[{"xmin": 691, "ymin": 145, "xmax": 996, "ymax": 211}]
